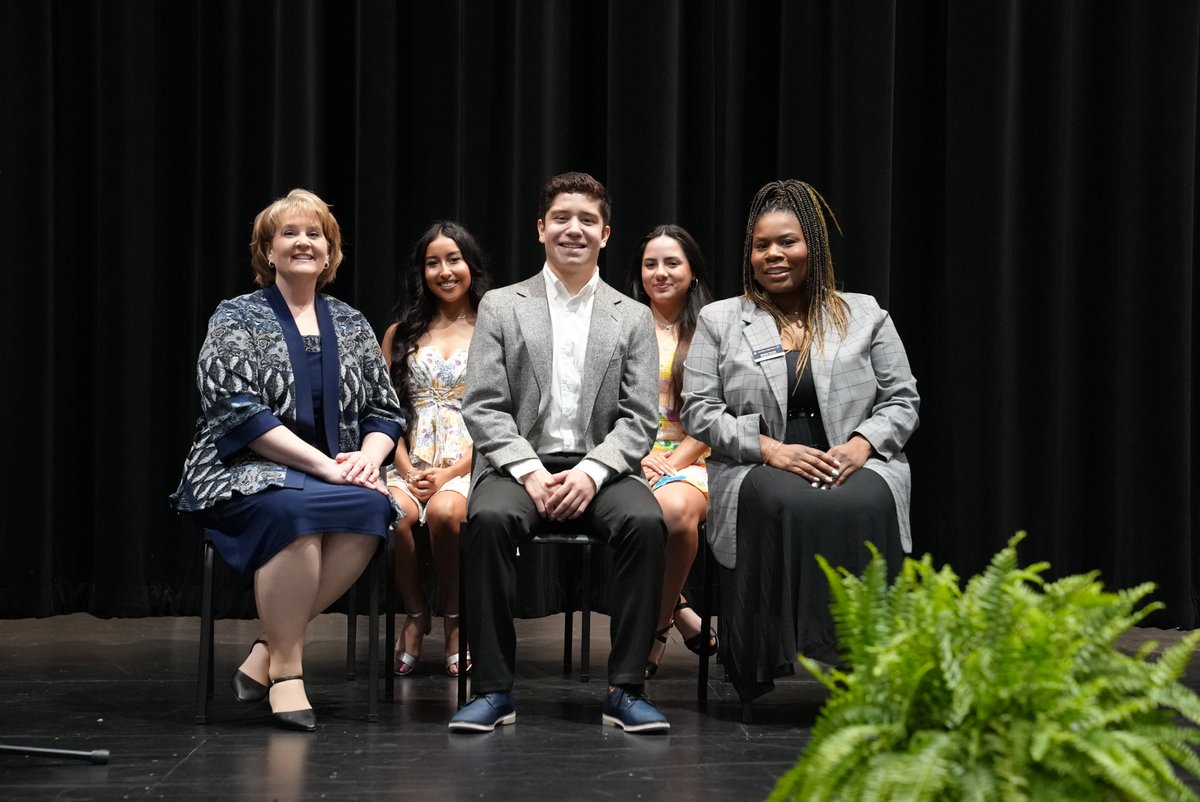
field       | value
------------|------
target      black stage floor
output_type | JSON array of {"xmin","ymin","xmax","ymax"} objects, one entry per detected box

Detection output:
[{"xmin": 0, "ymin": 613, "xmax": 834, "ymax": 800}]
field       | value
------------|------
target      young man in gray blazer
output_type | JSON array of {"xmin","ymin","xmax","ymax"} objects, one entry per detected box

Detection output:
[{"xmin": 450, "ymin": 172, "xmax": 669, "ymax": 733}]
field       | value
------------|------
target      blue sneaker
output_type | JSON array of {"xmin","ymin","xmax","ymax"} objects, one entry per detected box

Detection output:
[
  {"xmin": 602, "ymin": 687, "xmax": 670, "ymax": 733},
  {"xmin": 448, "ymin": 692, "xmax": 516, "ymax": 732}
]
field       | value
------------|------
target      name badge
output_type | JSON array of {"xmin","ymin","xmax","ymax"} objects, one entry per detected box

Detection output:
[{"xmin": 752, "ymin": 344, "xmax": 785, "ymax": 363}]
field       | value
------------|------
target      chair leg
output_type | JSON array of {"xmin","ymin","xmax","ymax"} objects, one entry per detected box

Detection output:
[
  {"xmin": 367, "ymin": 540, "xmax": 381, "ymax": 722},
  {"xmin": 195, "ymin": 539, "xmax": 215, "ymax": 725},
  {"xmin": 562, "ymin": 607, "xmax": 574, "ymax": 678},
  {"xmin": 579, "ymin": 544, "xmax": 591, "ymax": 683},
  {"xmin": 457, "ymin": 520, "xmax": 469, "ymax": 708},
  {"xmin": 697, "ymin": 534, "xmax": 712, "ymax": 703},
  {"xmin": 345, "ymin": 577, "xmax": 358, "ymax": 681},
  {"xmin": 384, "ymin": 530, "xmax": 396, "ymax": 702},
  {"xmin": 205, "ymin": 558, "xmax": 216, "ymax": 701}
]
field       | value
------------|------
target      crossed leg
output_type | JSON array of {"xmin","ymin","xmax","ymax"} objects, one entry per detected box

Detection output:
[{"xmin": 238, "ymin": 532, "xmax": 378, "ymax": 712}]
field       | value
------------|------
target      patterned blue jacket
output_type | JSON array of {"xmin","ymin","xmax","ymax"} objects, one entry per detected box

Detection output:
[{"xmin": 171, "ymin": 286, "xmax": 404, "ymax": 512}]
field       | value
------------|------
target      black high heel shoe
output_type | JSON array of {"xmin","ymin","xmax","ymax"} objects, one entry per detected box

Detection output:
[
  {"xmin": 674, "ymin": 600, "xmax": 719, "ymax": 656},
  {"xmin": 269, "ymin": 675, "xmax": 316, "ymax": 732},
  {"xmin": 231, "ymin": 638, "xmax": 269, "ymax": 703}
]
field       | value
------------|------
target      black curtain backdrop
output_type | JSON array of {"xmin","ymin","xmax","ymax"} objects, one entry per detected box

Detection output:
[{"xmin": 2, "ymin": 1, "xmax": 1197, "ymax": 624}]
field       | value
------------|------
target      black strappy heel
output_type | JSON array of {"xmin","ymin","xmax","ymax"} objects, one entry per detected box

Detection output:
[
  {"xmin": 231, "ymin": 638, "xmax": 269, "ymax": 703},
  {"xmin": 269, "ymin": 675, "xmax": 316, "ymax": 732},
  {"xmin": 675, "ymin": 600, "xmax": 719, "ymax": 657}
]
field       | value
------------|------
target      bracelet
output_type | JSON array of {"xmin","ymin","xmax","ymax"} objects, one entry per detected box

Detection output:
[{"xmin": 763, "ymin": 438, "xmax": 784, "ymax": 465}]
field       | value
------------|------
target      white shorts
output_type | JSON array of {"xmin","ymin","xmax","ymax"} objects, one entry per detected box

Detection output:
[{"xmin": 385, "ymin": 466, "xmax": 470, "ymax": 524}]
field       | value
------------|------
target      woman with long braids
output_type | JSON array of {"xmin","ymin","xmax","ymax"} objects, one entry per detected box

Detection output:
[
  {"xmin": 681, "ymin": 180, "xmax": 919, "ymax": 703},
  {"xmin": 381, "ymin": 221, "xmax": 491, "ymax": 677},
  {"xmin": 629, "ymin": 225, "xmax": 718, "ymax": 679}
]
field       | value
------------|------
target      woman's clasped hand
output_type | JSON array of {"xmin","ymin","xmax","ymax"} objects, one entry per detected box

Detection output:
[
  {"xmin": 761, "ymin": 435, "xmax": 873, "ymax": 487},
  {"xmin": 332, "ymin": 451, "xmax": 384, "ymax": 490}
]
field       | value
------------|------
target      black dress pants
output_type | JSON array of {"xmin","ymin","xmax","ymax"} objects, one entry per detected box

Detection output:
[{"xmin": 465, "ymin": 460, "xmax": 666, "ymax": 693}]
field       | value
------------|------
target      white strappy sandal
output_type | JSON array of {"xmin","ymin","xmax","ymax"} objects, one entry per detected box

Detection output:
[
  {"xmin": 443, "ymin": 613, "xmax": 472, "ymax": 677},
  {"xmin": 394, "ymin": 608, "xmax": 430, "ymax": 676}
]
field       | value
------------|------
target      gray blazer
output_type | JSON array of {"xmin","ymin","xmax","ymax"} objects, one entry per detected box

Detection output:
[
  {"xmin": 463, "ymin": 273, "xmax": 659, "ymax": 488},
  {"xmin": 681, "ymin": 293, "xmax": 919, "ymax": 568}
]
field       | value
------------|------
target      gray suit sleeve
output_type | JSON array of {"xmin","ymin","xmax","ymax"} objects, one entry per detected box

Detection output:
[
  {"xmin": 851, "ymin": 307, "xmax": 920, "ymax": 460},
  {"xmin": 681, "ymin": 304, "xmax": 766, "ymax": 462},
  {"xmin": 462, "ymin": 291, "xmax": 539, "ymax": 472}
]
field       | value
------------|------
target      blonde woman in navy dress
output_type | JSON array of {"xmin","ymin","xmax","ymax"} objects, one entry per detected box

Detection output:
[
  {"xmin": 630, "ymin": 225, "xmax": 718, "ymax": 678},
  {"xmin": 172, "ymin": 189, "xmax": 404, "ymax": 731},
  {"xmin": 381, "ymin": 221, "xmax": 491, "ymax": 677}
]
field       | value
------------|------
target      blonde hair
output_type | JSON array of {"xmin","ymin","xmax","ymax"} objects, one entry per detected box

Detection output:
[{"xmin": 249, "ymin": 188, "xmax": 344, "ymax": 288}]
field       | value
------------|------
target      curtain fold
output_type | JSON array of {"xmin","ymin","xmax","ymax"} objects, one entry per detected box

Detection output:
[{"xmin": 1, "ymin": 0, "xmax": 1196, "ymax": 624}]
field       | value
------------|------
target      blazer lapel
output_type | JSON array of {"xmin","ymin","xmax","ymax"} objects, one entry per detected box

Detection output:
[
  {"xmin": 579, "ymin": 284, "xmax": 620, "ymax": 430},
  {"xmin": 264, "ymin": 285, "xmax": 316, "ymax": 438},
  {"xmin": 515, "ymin": 276, "xmax": 553, "ymax": 414},
  {"xmin": 810, "ymin": 316, "xmax": 844, "ymax": 423},
  {"xmin": 742, "ymin": 304, "xmax": 788, "ymax": 427},
  {"xmin": 315, "ymin": 293, "xmax": 340, "ymax": 456}
]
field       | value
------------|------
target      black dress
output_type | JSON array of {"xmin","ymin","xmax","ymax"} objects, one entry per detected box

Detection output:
[{"xmin": 722, "ymin": 351, "xmax": 903, "ymax": 701}]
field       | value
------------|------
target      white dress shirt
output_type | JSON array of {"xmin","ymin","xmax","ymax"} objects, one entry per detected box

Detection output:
[{"xmin": 507, "ymin": 264, "xmax": 612, "ymax": 491}]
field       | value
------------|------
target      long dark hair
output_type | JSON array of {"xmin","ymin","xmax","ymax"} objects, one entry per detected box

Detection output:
[
  {"xmin": 389, "ymin": 221, "xmax": 491, "ymax": 430},
  {"xmin": 628, "ymin": 224, "xmax": 714, "ymax": 412},
  {"xmin": 741, "ymin": 180, "xmax": 848, "ymax": 376}
]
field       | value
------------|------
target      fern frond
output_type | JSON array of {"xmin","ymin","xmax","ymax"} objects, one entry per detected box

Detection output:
[
  {"xmin": 1152, "ymin": 682, "xmax": 1200, "ymax": 727},
  {"xmin": 1108, "ymin": 730, "xmax": 1197, "ymax": 798},
  {"xmin": 1158, "ymin": 741, "xmax": 1200, "ymax": 791},
  {"xmin": 1059, "ymin": 730, "xmax": 1162, "ymax": 801},
  {"xmin": 773, "ymin": 531, "xmax": 1200, "ymax": 801},
  {"xmin": 1150, "ymin": 630, "xmax": 1200, "ymax": 686},
  {"xmin": 890, "ymin": 732, "xmax": 959, "ymax": 802},
  {"xmin": 777, "ymin": 723, "xmax": 897, "ymax": 801}
]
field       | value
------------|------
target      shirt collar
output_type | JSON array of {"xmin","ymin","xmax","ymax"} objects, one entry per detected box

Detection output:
[{"xmin": 542, "ymin": 263, "xmax": 599, "ymax": 303}]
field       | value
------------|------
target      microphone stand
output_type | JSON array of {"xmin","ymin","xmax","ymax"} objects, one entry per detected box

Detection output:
[{"xmin": 0, "ymin": 744, "xmax": 110, "ymax": 764}]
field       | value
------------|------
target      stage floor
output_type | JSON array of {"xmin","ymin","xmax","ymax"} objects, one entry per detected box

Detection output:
[{"xmin": 0, "ymin": 613, "xmax": 830, "ymax": 800}]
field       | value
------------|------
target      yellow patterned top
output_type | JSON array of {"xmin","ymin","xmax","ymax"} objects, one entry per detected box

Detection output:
[{"xmin": 651, "ymin": 340, "xmax": 707, "ymax": 494}]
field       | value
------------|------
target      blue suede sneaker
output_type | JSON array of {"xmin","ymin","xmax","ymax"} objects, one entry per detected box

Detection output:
[
  {"xmin": 448, "ymin": 692, "xmax": 516, "ymax": 732},
  {"xmin": 602, "ymin": 687, "xmax": 670, "ymax": 733}
]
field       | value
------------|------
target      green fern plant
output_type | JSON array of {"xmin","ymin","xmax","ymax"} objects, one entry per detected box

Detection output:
[{"xmin": 770, "ymin": 532, "xmax": 1200, "ymax": 802}]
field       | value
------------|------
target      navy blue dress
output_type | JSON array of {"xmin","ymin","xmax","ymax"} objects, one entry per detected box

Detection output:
[{"xmin": 193, "ymin": 336, "xmax": 394, "ymax": 581}]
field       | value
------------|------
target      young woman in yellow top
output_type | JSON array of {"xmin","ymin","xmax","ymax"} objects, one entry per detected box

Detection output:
[{"xmin": 631, "ymin": 224, "xmax": 718, "ymax": 678}]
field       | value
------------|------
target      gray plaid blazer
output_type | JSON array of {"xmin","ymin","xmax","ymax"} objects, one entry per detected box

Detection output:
[{"xmin": 681, "ymin": 294, "xmax": 919, "ymax": 568}]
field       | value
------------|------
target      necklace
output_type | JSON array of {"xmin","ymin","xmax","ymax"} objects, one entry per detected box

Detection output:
[{"xmin": 652, "ymin": 312, "xmax": 679, "ymax": 332}]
